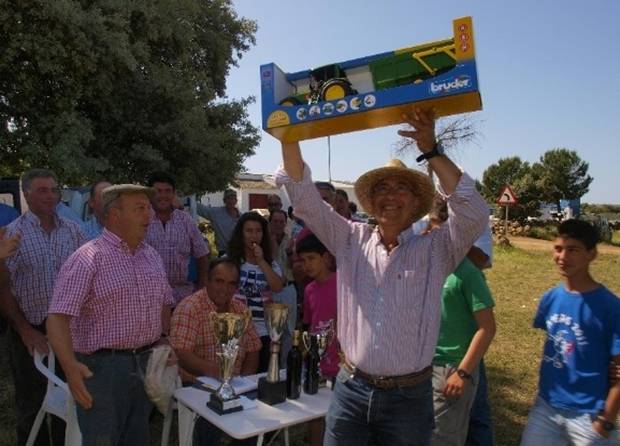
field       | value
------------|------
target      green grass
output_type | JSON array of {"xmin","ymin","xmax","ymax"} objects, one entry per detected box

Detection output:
[
  {"xmin": 0, "ymin": 245, "xmax": 619, "ymax": 445},
  {"xmin": 612, "ymin": 230, "xmax": 620, "ymax": 247}
]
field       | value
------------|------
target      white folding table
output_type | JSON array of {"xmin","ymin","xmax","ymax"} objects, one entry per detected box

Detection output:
[{"xmin": 175, "ymin": 380, "xmax": 332, "ymax": 446}]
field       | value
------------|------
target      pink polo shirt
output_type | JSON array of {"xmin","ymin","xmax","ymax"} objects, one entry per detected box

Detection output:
[
  {"xmin": 49, "ymin": 229, "xmax": 174, "ymax": 354},
  {"xmin": 303, "ymin": 272, "xmax": 339, "ymax": 377}
]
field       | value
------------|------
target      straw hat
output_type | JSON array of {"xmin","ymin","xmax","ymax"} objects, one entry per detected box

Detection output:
[
  {"xmin": 354, "ymin": 159, "xmax": 435, "ymax": 222},
  {"xmin": 102, "ymin": 184, "xmax": 155, "ymax": 209}
]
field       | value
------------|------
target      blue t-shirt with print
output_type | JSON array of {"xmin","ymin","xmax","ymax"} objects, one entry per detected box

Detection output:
[{"xmin": 534, "ymin": 284, "xmax": 620, "ymax": 413}]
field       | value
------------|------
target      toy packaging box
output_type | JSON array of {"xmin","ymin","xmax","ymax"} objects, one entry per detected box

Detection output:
[{"xmin": 260, "ymin": 16, "xmax": 482, "ymax": 143}]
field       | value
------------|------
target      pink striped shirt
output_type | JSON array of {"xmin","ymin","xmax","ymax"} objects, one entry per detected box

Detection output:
[
  {"xmin": 3, "ymin": 211, "xmax": 86, "ymax": 325},
  {"xmin": 276, "ymin": 164, "xmax": 488, "ymax": 376},
  {"xmin": 49, "ymin": 229, "xmax": 174, "ymax": 354},
  {"xmin": 146, "ymin": 209, "xmax": 210, "ymax": 304}
]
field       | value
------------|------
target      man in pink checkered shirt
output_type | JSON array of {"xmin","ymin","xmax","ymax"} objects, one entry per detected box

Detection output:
[
  {"xmin": 146, "ymin": 171, "xmax": 210, "ymax": 304},
  {"xmin": 0, "ymin": 168, "xmax": 86, "ymax": 446},
  {"xmin": 47, "ymin": 184, "xmax": 174, "ymax": 446}
]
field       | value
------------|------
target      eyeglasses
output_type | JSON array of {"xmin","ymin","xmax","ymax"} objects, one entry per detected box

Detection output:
[{"xmin": 372, "ymin": 183, "xmax": 413, "ymax": 196}]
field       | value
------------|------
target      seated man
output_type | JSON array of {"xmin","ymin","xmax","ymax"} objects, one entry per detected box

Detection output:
[{"xmin": 170, "ymin": 257, "xmax": 261, "ymax": 445}]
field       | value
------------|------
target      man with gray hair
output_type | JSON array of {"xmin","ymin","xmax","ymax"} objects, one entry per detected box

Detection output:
[
  {"xmin": 0, "ymin": 168, "xmax": 86, "ymax": 446},
  {"xmin": 47, "ymin": 184, "xmax": 174, "ymax": 445}
]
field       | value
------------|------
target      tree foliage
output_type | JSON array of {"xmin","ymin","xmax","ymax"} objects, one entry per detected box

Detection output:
[
  {"xmin": 535, "ymin": 148, "xmax": 593, "ymax": 212},
  {"xmin": 0, "ymin": 0, "xmax": 259, "ymax": 193},
  {"xmin": 481, "ymin": 149, "xmax": 593, "ymax": 220},
  {"xmin": 481, "ymin": 157, "xmax": 542, "ymax": 220}
]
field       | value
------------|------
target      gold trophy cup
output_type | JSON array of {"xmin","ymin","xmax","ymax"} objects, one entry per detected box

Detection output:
[
  {"xmin": 258, "ymin": 302, "xmax": 289, "ymax": 405},
  {"xmin": 206, "ymin": 310, "xmax": 251, "ymax": 415}
]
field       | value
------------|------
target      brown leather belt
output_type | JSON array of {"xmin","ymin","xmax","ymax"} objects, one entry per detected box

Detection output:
[{"xmin": 341, "ymin": 357, "xmax": 432, "ymax": 390}]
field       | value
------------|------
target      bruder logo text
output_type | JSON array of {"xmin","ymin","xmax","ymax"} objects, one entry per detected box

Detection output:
[{"xmin": 429, "ymin": 75, "xmax": 471, "ymax": 94}]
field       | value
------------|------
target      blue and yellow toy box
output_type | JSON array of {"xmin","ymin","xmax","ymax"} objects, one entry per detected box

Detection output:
[{"xmin": 260, "ymin": 16, "xmax": 481, "ymax": 143}]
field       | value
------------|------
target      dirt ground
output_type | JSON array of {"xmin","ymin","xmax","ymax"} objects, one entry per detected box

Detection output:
[{"xmin": 507, "ymin": 235, "xmax": 620, "ymax": 255}]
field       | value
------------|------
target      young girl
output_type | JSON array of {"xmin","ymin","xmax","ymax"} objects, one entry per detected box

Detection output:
[{"xmin": 228, "ymin": 212, "xmax": 284, "ymax": 372}]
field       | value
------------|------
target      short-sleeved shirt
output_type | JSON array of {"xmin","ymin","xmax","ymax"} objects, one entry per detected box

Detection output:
[
  {"xmin": 533, "ymin": 284, "xmax": 620, "ymax": 413},
  {"xmin": 303, "ymin": 273, "xmax": 339, "ymax": 377},
  {"xmin": 0, "ymin": 203, "xmax": 19, "ymax": 227},
  {"xmin": 146, "ymin": 209, "xmax": 210, "ymax": 304},
  {"xmin": 49, "ymin": 229, "xmax": 174, "ymax": 353},
  {"xmin": 4, "ymin": 211, "xmax": 86, "ymax": 325},
  {"xmin": 433, "ymin": 258, "xmax": 495, "ymax": 365},
  {"xmin": 196, "ymin": 204, "xmax": 239, "ymax": 253},
  {"xmin": 170, "ymin": 289, "xmax": 262, "ymax": 382},
  {"xmin": 234, "ymin": 261, "xmax": 282, "ymax": 338},
  {"xmin": 83, "ymin": 216, "xmax": 104, "ymax": 240}
]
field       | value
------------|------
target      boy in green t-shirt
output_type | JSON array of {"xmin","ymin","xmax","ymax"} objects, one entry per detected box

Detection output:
[{"xmin": 426, "ymin": 204, "xmax": 496, "ymax": 446}]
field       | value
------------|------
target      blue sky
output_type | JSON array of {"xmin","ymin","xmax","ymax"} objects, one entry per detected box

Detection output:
[{"xmin": 226, "ymin": 1, "xmax": 620, "ymax": 204}]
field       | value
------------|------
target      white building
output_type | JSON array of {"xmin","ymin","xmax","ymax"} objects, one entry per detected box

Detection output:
[{"xmin": 199, "ymin": 172, "xmax": 361, "ymax": 213}]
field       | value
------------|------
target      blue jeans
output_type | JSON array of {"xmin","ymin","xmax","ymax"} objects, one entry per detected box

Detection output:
[
  {"xmin": 76, "ymin": 351, "xmax": 153, "ymax": 446},
  {"xmin": 466, "ymin": 359, "xmax": 494, "ymax": 446},
  {"xmin": 324, "ymin": 367, "xmax": 435, "ymax": 446},
  {"xmin": 521, "ymin": 397, "xmax": 618, "ymax": 446}
]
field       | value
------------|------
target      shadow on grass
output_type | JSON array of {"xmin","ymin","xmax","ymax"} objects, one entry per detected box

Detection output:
[{"xmin": 488, "ymin": 363, "xmax": 534, "ymax": 446}]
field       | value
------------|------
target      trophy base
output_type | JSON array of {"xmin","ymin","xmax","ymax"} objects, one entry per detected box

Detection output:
[
  {"xmin": 257, "ymin": 376, "xmax": 287, "ymax": 405},
  {"xmin": 207, "ymin": 393, "xmax": 244, "ymax": 415}
]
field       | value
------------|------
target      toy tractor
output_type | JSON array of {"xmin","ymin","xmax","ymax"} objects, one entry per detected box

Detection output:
[{"xmin": 279, "ymin": 63, "xmax": 357, "ymax": 106}]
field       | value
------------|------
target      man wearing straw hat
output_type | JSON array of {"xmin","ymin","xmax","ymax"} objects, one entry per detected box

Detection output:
[{"xmin": 275, "ymin": 109, "xmax": 489, "ymax": 446}]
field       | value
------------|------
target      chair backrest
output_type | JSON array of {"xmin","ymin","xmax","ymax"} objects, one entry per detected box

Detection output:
[{"xmin": 33, "ymin": 345, "xmax": 69, "ymax": 393}]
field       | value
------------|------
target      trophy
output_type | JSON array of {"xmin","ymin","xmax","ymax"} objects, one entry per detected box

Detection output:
[
  {"xmin": 258, "ymin": 303, "xmax": 289, "ymax": 405},
  {"xmin": 206, "ymin": 310, "xmax": 251, "ymax": 415},
  {"xmin": 303, "ymin": 320, "xmax": 335, "ymax": 365},
  {"xmin": 303, "ymin": 319, "xmax": 335, "ymax": 389}
]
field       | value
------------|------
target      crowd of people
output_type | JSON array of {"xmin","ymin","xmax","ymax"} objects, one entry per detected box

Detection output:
[{"xmin": 0, "ymin": 108, "xmax": 618, "ymax": 446}]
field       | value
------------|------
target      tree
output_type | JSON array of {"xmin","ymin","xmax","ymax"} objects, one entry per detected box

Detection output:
[
  {"xmin": 480, "ymin": 157, "xmax": 543, "ymax": 220},
  {"xmin": 0, "ymin": 0, "xmax": 259, "ymax": 193},
  {"xmin": 534, "ymin": 149, "xmax": 593, "ymax": 213}
]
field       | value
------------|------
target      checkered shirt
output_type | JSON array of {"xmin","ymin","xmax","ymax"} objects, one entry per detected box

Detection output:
[
  {"xmin": 3, "ymin": 211, "xmax": 86, "ymax": 325},
  {"xmin": 170, "ymin": 288, "xmax": 262, "ymax": 382},
  {"xmin": 49, "ymin": 229, "xmax": 174, "ymax": 354},
  {"xmin": 146, "ymin": 209, "xmax": 210, "ymax": 304}
]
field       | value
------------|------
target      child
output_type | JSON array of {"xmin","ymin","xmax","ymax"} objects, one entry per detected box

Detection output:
[
  {"xmin": 297, "ymin": 233, "xmax": 338, "ymax": 446},
  {"xmin": 521, "ymin": 219, "xmax": 620, "ymax": 445},
  {"xmin": 425, "ymin": 202, "xmax": 497, "ymax": 446}
]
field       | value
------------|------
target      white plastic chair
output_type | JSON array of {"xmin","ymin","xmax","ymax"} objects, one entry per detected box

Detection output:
[{"xmin": 26, "ymin": 346, "xmax": 82, "ymax": 446}]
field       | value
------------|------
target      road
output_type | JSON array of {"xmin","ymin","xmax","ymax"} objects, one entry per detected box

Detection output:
[{"xmin": 508, "ymin": 236, "xmax": 620, "ymax": 255}]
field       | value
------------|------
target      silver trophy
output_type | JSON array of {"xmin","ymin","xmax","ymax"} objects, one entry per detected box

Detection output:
[{"xmin": 207, "ymin": 310, "xmax": 251, "ymax": 414}]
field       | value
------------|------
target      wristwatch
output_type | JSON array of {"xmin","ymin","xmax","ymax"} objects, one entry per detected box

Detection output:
[
  {"xmin": 596, "ymin": 414, "xmax": 615, "ymax": 432},
  {"xmin": 416, "ymin": 142, "xmax": 444, "ymax": 163},
  {"xmin": 456, "ymin": 368, "xmax": 472, "ymax": 381}
]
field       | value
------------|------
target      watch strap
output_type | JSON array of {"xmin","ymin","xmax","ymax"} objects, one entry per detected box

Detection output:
[
  {"xmin": 456, "ymin": 368, "xmax": 472, "ymax": 380},
  {"xmin": 416, "ymin": 143, "xmax": 442, "ymax": 163}
]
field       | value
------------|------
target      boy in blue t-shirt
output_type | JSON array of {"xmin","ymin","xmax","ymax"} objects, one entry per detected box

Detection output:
[{"xmin": 521, "ymin": 219, "xmax": 620, "ymax": 445}]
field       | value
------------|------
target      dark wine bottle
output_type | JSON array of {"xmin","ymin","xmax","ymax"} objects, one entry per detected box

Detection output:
[
  {"xmin": 304, "ymin": 334, "xmax": 320, "ymax": 395},
  {"xmin": 286, "ymin": 330, "xmax": 302, "ymax": 399}
]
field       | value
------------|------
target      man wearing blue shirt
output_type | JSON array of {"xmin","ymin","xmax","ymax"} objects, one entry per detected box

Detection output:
[
  {"xmin": 521, "ymin": 219, "xmax": 620, "ymax": 445},
  {"xmin": 0, "ymin": 203, "xmax": 19, "ymax": 227}
]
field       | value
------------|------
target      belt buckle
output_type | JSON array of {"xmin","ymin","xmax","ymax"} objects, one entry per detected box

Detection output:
[{"xmin": 373, "ymin": 375, "xmax": 390, "ymax": 389}]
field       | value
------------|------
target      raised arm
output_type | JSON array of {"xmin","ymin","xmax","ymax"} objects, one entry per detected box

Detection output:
[
  {"xmin": 398, "ymin": 108, "xmax": 462, "ymax": 194},
  {"xmin": 277, "ymin": 142, "xmax": 354, "ymax": 255},
  {"xmin": 281, "ymin": 142, "xmax": 304, "ymax": 182}
]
